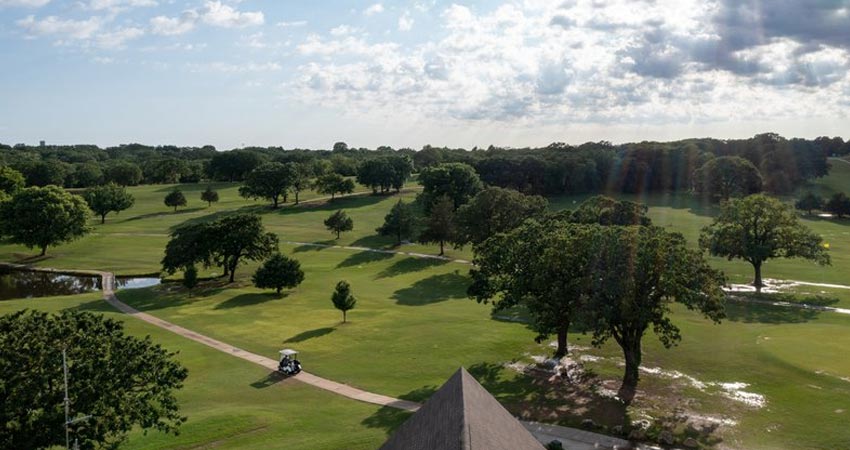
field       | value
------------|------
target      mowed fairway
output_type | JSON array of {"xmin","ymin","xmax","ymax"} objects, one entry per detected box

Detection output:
[
  {"xmin": 0, "ymin": 294, "xmax": 406, "ymax": 449},
  {"xmin": 1, "ymin": 167, "xmax": 850, "ymax": 449}
]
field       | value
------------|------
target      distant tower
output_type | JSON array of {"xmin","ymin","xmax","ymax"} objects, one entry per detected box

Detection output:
[{"xmin": 39, "ymin": 140, "xmax": 46, "ymax": 148}]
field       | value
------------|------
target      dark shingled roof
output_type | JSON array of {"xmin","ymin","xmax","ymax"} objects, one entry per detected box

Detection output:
[{"xmin": 379, "ymin": 367, "xmax": 546, "ymax": 450}]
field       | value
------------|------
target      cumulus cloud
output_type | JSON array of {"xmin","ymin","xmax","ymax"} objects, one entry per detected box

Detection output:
[
  {"xmin": 150, "ymin": 1, "xmax": 262, "ymax": 36},
  {"xmin": 0, "ymin": 0, "xmax": 50, "ymax": 7},
  {"xmin": 289, "ymin": 0, "xmax": 850, "ymax": 125},
  {"xmin": 187, "ymin": 61, "xmax": 282, "ymax": 73},
  {"xmin": 17, "ymin": 14, "xmax": 102, "ymax": 39},
  {"xmin": 363, "ymin": 3, "xmax": 383, "ymax": 16},
  {"xmin": 85, "ymin": 0, "xmax": 157, "ymax": 12},
  {"xmin": 398, "ymin": 11, "xmax": 413, "ymax": 31}
]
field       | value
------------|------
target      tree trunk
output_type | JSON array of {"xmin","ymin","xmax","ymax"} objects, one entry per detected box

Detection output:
[
  {"xmin": 439, "ymin": 240, "xmax": 444, "ymax": 256},
  {"xmin": 295, "ymin": 191, "xmax": 300, "ymax": 204},
  {"xmin": 276, "ymin": 287, "xmax": 281, "ymax": 295},
  {"xmin": 173, "ymin": 205, "xmax": 177, "ymax": 212},
  {"xmin": 273, "ymin": 196, "xmax": 279, "ymax": 209},
  {"xmin": 336, "ymin": 230, "xmax": 341, "ymax": 239},
  {"xmin": 396, "ymin": 229, "xmax": 402, "ymax": 246},
  {"xmin": 343, "ymin": 311, "xmax": 347, "ymax": 323},
  {"xmin": 554, "ymin": 325, "xmax": 569, "ymax": 358},
  {"xmin": 101, "ymin": 214, "xmax": 106, "ymax": 224},
  {"xmin": 40, "ymin": 245, "xmax": 48, "ymax": 256},
  {"xmin": 753, "ymin": 261, "xmax": 763, "ymax": 294},
  {"xmin": 228, "ymin": 261, "xmax": 236, "ymax": 283},
  {"xmin": 619, "ymin": 339, "xmax": 642, "ymax": 405}
]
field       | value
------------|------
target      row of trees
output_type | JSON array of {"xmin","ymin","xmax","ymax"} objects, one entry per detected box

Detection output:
[{"xmin": 2, "ymin": 133, "xmax": 837, "ymax": 194}]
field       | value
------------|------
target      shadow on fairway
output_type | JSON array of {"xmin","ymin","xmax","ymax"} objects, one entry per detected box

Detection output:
[
  {"xmin": 391, "ymin": 272, "xmax": 469, "ymax": 306},
  {"xmin": 68, "ymin": 299, "xmax": 120, "ymax": 314},
  {"xmin": 350, "ymin": 234, "xmax": 397, "ymax": 249},
  {"xmin": 375, "ymin": 257, "xmax": 448, "ymax": 279},
  {"xmin": 214, "ymin": 292, "xmax": 282, "ymax": 309},
  {"xmin": 336, "ymin": 250, "xmax": 394, "ymax": 268},
  {"xmin": 284, "ymin": 327, "xmax": 336, "ymax": 343},
  {"xmin": 728, "ymin": 293, "xmax": 840, "ymax": 323},
  {"xmin": 127, "ymin": 207, "xmax": 207, "ymax": 222},
  {"xmin": 278, "ymin": 194, "xmax": 386, "ymax": 216},
  {"xmin": 361, "ymin": 384, "xmax": 435, "ymax": 433},
  {"xmin": 169, "ymin": 205, "xmax": 266, "ymax": 231},
  {"xmin": 250, "ymin": 371, "xmax": 288, "ymax": 389},
  {"xmin": 114, "ymin": 287, "xmax": 191, "ymax": 311},
  {"xmin": 291, "ymin": 239, "xmax": 337, "ymax": 253}
]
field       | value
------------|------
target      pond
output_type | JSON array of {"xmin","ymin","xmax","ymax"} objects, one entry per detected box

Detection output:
[{"xmin": 0, "ymin": 267, "xmax": 161, "ymax": 301}]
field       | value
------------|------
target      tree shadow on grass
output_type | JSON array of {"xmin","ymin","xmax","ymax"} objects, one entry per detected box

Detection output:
[
  {"xmin": 278, "ymin": 194, "xmax": 386, "ymax": 216},
  {"xmin": 291, "ymin": 240, "xmax": 337, "ymax": 253},
  {"xmin": 361, "ymin": 384, "xmax": 435, "ymax": 434},
  {"xmin": 350, "ymin": 234, "xmax": 398, "ymax": 250},
  {"xmin": 250, "ymin": 371, "xmax": 288, "ymax": 389},
  {"xmin": 127, "ymin": 207, "xmax": 207, "ymax": 223},
  {"xmin": 214, "ymin": 292, "xmax": 283, "ymax": 309},
  {"xmin": 116, "ymin": 287, "xmax": 192, "ymax": 311},
  {"xmin": 336, "ymin": 250, "xmax": 394, "ymax": 268},
  {"xmin": 168, "ymin": 205, "xmax": 266, "ymax": 231},
  {"xmin": 283, "ymin": 327, "xmax": 335, "ymax": 343},
  {"xmin": 391, "ymin": 272, "xmax": 469, "ymax": 306},
  {"xmin": 67, "ymin": 299, "xmax": 120, "ymax": 314},
  {"xmin": 375, "ymin": 257, "xmax": 448, "ymax": 279},
  {"xmin": 726, "ymin": 294, "xmax": 839, "ymax": 324}
]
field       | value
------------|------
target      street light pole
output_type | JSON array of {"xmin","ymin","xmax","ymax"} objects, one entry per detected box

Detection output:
[{"xmin": 63, "ymin": 348, "xmax": 70, "ymax": 450}]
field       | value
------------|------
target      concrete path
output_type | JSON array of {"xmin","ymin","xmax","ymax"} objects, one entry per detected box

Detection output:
[{"xmin": 98, "ymin": 271, "xmax": 422, "ymax": 412}]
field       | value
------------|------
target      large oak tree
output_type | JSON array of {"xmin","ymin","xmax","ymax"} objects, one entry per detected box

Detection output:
[
  {"xmin": 700, "ymin": 194, "xmax": 830, "ymax": 292},
  {"xmin": 0, "ymin": 186, "xmax": 91, "ymax": 255}
]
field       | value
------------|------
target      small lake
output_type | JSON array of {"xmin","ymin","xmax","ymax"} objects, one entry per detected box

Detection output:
[{"xmin": 0, "ymin": 267, "xmax": 161, "ymax": 301}]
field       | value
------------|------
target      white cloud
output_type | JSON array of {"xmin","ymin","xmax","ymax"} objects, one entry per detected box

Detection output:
[
  {"xmin": 201, "ymin": 1, "xmax": 264, "ymax": 28},
  {"xmin": 95, "ymin": 26, "xmax": 144, "ymax": 48},
  {"xmin": 150, "ymin": 11, "xmax": 197, "ymax": 36},
  {"xmin": 329, "ymin": 25, "xmax": 360, "ymax": 37},
  {"xmin": 85, "ymin": 0, "xmax": 157, "ymax": 12},
  {"xmin": 277, "ymin": 20, "xmax": 307, "ymax": 28},
  {"xmin": 0, "ymin": 0, "xmax": 50, "ymax": 7},
  {"xmin": 289, "ymin": 0, "xmax": 850, "ymax": 126},
  {"xmin": 187, "ymin": 61, "xmax": 282, "ymax": 73},
  {"xmin": 17, "ymin": 15, "xmax": 101, "ymax": 39},
  {"xmin": 398, "ymin": 12, "xmax": 413, "ymax": 31},
  {"xmin": 363, "ymin": 3, "xmax": 383, "ymax": 16}
]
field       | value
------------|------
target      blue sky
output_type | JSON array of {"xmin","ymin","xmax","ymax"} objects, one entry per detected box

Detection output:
[{"xmin": 1, "ymin": 0, "xmax": 849, "ymax": 149}]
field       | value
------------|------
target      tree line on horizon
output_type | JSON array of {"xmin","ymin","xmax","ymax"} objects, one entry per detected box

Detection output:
[{"xmin": 0, "ymin": 133, "xmax": 845, "ymax": 196}]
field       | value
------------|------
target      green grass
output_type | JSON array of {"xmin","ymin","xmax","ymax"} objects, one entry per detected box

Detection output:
[
  {"xmin": 0, "ymin": 294, "xmax": 406, "ymax": 449},
  {"xmin": 2, "ymin": 168, "xmax": 850, "ymax": 449}
]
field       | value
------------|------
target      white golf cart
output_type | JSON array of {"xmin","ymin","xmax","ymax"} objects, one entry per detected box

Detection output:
[{"xmin": 277, "ymin": 349, "xmax": 302, "ymax": 376}]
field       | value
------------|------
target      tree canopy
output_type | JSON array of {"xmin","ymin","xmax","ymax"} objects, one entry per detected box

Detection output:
[
  {"xmin": 162, "ymin": 213, "xmax": 278, "ymax": 282},
  {"xmin": 693, "ymin": 156, "xmax": 763, "ymax": 202},
  {"xmin": 418, "ymin": 195, "xmax": 456, "ymax": 255},
  {"xmin": 376, "ymin": 200, "xmax": 418, "ymax": 245},
  {"xmin": 200, "ymin": 186, "xmax": 219, "ymax": 207},
  {"xmin": 584, "ymin": 225, "xmax": 726, "ymax": 403},
  {"xmin": 324, "ymin": 210, "xmax": 354, "ymax": 239},
  {"xmin": 700, "ymin": 194, "xmax": 830, "ymax": 291},
  {"xmin": 239, "ymin": 162, "xmax": 296, "ymax": 208},
  {"xmin": 83, "ymin": 183, "xmax": 135, "ymax": 224},
  {"xmin": 417, "ymin": 163, "xmax": 483, "ymax": 212},
  {"xmin": 356, "ymin": 156, "xmax": 413, "ymax": 194},
  {"xmin": 0, "ymin": 310, "xmax": 187, "ymax": 450},
  {"xmin": 566, "ymin": 195, "xmax": 651, "ymax": 226},
  {"xmin": 252, "ymin": 253, "xmax": 305, "ymax": 295},
  {"xmin": 0, "ymin": 186, "xmax": 91, "ymax": 255},
  {"xmin": 795, "ymin": 192, "xmax": 824, "ymax": 215},
  {"xmin": 314, "ymin": 173, "xmax": 355, "ymax": 200},
  {"xmin": 331, "ymin": 280, "xmax": 357, "ymax": 323},
  {"xmin": 164, "ymin": 189, "xmax": 187, "ymax": 212},
  {"xmin": 0, "ymin": 166, "xmax": 26, "ymax": 195},
  {"xmin": 454, "ymin": 187, "xmax": 548, "ymax": 246},
  {"xmin": 825, "ymin": 192, "xmax": 850, "ymax": 219}
]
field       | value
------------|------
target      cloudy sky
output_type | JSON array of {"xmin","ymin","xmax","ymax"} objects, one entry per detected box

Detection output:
[{"xmin": 1, "ymin": 0, "xmax": 848, "ymax": 149}]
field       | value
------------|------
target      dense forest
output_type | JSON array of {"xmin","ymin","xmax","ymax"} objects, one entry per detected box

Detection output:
[{"xmin": 0, "ymin": 134, "xmax": 846, "ymax": 196}]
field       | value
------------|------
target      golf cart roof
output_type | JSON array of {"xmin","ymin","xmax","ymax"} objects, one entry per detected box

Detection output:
[{"xmin": 279, "ymin": 349, "xmax": 298, "ymax": 356}]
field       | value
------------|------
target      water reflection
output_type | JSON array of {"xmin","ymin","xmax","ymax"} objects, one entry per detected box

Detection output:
[{"xmin": 0, "ymin": 268, "xmax": 161, "ymax": 301}]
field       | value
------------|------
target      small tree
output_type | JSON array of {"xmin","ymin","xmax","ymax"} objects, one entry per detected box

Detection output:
[
  {"xmin": 324, "ymin": 210, "xmax": 354, "ymax": 239},
  {"xmin": 331, "ymin": 280, "xmax": 357, "ymax": 323},
  {"xmin": 418, "ymin": 195, "xmax": 456, "ymax": 255},
  {"xmin": 289, "ymin": 162, "xmax": 312, "ymax": 204},
  {"xmin": 200, "ymin": 186, "xmax": 219, "ymax": 207},
  {"xmin": 83, "ymin": 183, "xmax": 135, "ymax": 224},
  {"xmin": 825, "ymin": 192, "xmax": 850, "ymax": 219},
  {"xmin": 0, "ymin": 186, "xmax": 91, "ymax": 255},
  {"xmin": 164, "ymin": 189, "xmax": 187, "ymax": 212},
  {"xmin": 700, "ymin": 194, "xmax": 830, "ymax": 292},
  {"xmin": 252, "ymin": 253, "xmax": 305, "ymax": 295},
  {"xmin": 795, "ymin": 192, "xmax": 824, "ymax": 216},
  {"xmin": 376, "ymin": 200, "xmax": 417, "ymax": 245}
]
